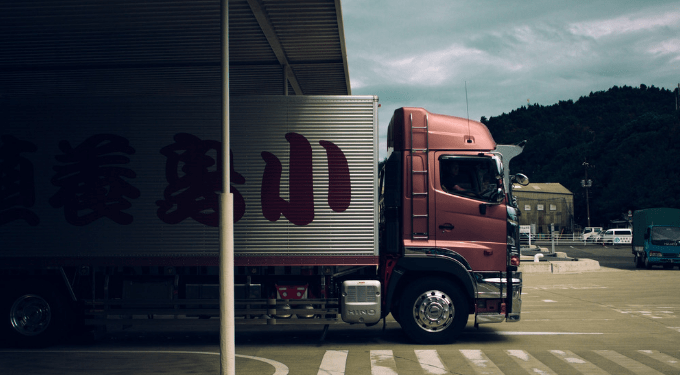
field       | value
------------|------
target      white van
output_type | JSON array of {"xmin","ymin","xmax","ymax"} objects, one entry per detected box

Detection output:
[
  {"xmin": 581, "ymin": 227, "xmax": 603, "ymax": 241},
  {"xmin": 596, "ymin": 228, "xmax": 632, "ymax": 245}
]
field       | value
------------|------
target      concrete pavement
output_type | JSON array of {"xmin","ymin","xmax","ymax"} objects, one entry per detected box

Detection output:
[{"xmin": 519, "ymin": 245, "xmax": 601, "ymax": 274}]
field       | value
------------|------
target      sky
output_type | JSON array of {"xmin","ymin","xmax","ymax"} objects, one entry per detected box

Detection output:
[{"xmin": 341, "ymin": 0, "xmax": 680, "ymax": 158}]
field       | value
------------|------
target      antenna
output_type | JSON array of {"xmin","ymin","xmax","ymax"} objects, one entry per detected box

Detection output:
[{"xmin": 465, "ymin": 81, "xmax": 472, "ymax": 143}]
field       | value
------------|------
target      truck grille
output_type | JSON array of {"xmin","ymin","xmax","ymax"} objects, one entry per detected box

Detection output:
[{"xmin": 346, "ymin": 285, "xmax": 377, "ymax": 303}]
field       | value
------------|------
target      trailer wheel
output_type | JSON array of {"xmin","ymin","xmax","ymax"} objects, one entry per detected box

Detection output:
[
  {"xmin": 1, "ymin": 282, "xmax": 73, "ymax": 348},
  {"xmin": 398, "ymin": 277, "xmax": 468, "ymax": 344}
]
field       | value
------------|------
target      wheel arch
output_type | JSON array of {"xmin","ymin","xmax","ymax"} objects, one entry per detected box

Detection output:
[
  {"xmin": 385, "ymin": 255, "xmax": 475, "ymax": 316},
  {"xmin": 0, "ymin": 267, "xmax": 77, "ymax": 302}
]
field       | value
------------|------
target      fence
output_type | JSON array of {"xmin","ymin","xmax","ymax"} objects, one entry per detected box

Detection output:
[{"xmin": 520, "ymin": 233, "xmax": 632, "ymax": 245}]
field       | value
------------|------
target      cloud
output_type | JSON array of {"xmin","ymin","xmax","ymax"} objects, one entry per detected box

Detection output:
[
  {"xmin": 343, "ymin": 1, "xmax": 680, "ymax": 158},
  {"xmin": 568, "ymin": 10, "xmax": 680, "ymax": 38},
  {"xmin": 647, "ymin": 39, "xmax": 680, "ymax": 61},
  {"xmin": 378, "ymin": 44, "xmax": 490, "ymax": 85}
]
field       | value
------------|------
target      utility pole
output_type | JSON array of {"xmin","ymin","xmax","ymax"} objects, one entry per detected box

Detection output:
[{"xmin": 581, "ymin": 160, "xmax": 593, "ymax": 227}]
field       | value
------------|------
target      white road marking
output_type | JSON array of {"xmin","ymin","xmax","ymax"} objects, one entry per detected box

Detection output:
[
  {"xmin": 550, "ymin": 350, "xmax": 608, "ymax": 374},
  {"xmin": 506, "ymin": 349, "xmax": 557, "ymax": 375},
  {"xmin": 0, "ymin": 350, "xmax": 289, "ymax": 374},
  {"xmin": 237, "ymin": 354, "xmax": 289, "ymax": 375},
  {"xmin": 639, "ymin": 350, "xmax": 680, "ymax": 369},
  {"xmin": 317, "ymin": 350, "xmax": 348, "ymax": 375},
  {"xmin": 460, "ymin": 349, "xmax": 503, "ymax": 375},
  {"xmin": 476, "ymin": 331, "xmax": 604, "ymax": 335},
  {"xmin": 594, "ymin": 350, "xmax": 664, "ymax": 375},
  {"xmin": 5, "ymin": 348, "xmax": 680, "ymax": 374},
  {"xmin": 370, "ymin": 350, "xmax": 398, "ymax": 375},
  {"xmin": 414, "ymin": 350, "xmax": 449, "ymax": 375}
]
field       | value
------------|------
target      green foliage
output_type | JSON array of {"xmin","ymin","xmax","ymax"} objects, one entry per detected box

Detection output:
[{"xmin": 482, "ymin": 85, "xmax": 680, "ymax": 227}]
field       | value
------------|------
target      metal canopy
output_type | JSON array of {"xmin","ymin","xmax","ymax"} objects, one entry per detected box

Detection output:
[{"xmin": 0, "ymin": 0, "xmax": 351, "ymax": 98}]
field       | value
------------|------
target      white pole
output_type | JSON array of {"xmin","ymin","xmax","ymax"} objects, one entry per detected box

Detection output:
[
  {"xmin": 220, "ymin": 1, "xmax": 236, "ymax": 374},
  {"xmin": 220, "ymin": 195, "xmax": 235, "ymax": 375}
]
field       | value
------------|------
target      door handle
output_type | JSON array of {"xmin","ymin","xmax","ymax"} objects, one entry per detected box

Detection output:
[{"xmin": 439, "ymin": 223, "xmax": 454, "ymax": 230}]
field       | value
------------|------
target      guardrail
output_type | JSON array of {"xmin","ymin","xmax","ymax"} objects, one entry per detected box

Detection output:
[{"xmin": 521, "ymin": 233, "xmax": 632, "ymax": 245}]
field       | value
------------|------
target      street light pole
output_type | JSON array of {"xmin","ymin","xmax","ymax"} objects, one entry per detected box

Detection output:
[{"xmin": 581, "ymin": 160, "xmax": 593, "ymax": 227}]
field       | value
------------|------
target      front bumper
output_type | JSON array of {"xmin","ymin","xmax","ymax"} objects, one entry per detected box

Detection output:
[{"xmin": 474, "ymin": 271, "xmax": 522, "ymax": 324}]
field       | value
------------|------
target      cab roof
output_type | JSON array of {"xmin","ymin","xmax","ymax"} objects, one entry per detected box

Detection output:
[{"xmin": 387, "ymin": 107, "xmax": 496, "ymax": 152}]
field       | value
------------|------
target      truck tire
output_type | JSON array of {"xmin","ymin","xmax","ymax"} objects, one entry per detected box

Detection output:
[
  {"xmin": 1, "ymin": 281, "xmax": 73, "ymax": 348},
  {"xmin": 634, "ymin": 254, "xmax": 644, "ymax": 268},
  {"xmin": 398, "ymin": 277, "xmax": 469, "ymax": 344},
  {"xmin": 644, "ymin": 255, "xmax": 653, "ymax": 270},
  {"xmin": 390, "ymin": 309, "xmax": 401, "ymax": 324}
]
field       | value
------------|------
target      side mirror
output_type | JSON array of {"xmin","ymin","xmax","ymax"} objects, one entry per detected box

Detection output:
[{"xmin": 512, "ymin": 173, "xmax": 529, "ymax": 186}]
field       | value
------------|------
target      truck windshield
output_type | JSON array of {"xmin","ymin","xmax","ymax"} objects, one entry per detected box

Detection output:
[{"xmin": 651, "ymin": 226, "xmax": 680, "ymax": 246}]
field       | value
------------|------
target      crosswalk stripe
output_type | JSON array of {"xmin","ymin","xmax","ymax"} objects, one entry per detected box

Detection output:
[
  {"xmin": 317, "ymin": 350, "xmax": 348, "ymax": 375},
  {"xmin": 370, "ymin": 350, "xmax": 398, "ymax": 375},
  {"xmin": 594, "ymin": 350, "xmax": 664, "ymax": 375},
  {"xmin": 460, "ymin": 349, "xmax": 504, "ymax": 375},
  {"xmin": 550, "ymin": 350, "xmax": 608, "ymax": 374},
  {"xmin": 638, "ymin": 350, "xmax": 680, "ymax": 369},
  {"xmin": 313, "ymin": 348, "xmax": 680, "ymax": 375},
  {"xmin": 414, "ymin": 350, "xmax": 449, "ymax": 375},
  {"xmin": 506, "ymin": 349, "xmax": 557, "ymax": 375}
]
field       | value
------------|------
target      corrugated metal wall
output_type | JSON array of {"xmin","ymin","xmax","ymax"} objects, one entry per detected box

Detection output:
[
  {"xmin": 231, "ymin": 96, "xmax": 378, "ymax": 256},
  {"xmin": 0, "ymin": 1, "xmax": 361, "ymax": 260},
  {"xmin": 1, "ymin": 96, "xmax": 223, "ymax": 257},
  {"xmin": 0, "ymin": 95, "xmax": 377, "ymax": 258}
]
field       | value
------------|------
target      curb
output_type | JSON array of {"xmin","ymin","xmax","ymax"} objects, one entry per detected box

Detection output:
[{"xmin": 519, "ymin": 258, "xmax": 600, "ymax": 274}]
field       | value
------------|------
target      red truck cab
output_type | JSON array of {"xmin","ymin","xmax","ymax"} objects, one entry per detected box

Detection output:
[{"xmin": 380, "ymin": 107, "xmax": 525, "ymax": 344}]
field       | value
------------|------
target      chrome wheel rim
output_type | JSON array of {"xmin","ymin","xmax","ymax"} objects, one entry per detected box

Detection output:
[
  {"xmin": 10, "ymin": 294, "xmax": 51, "ymax": 336},
  {"xmin": 412, "ymin": 289, "xmax": 454, "ymax": 332}
]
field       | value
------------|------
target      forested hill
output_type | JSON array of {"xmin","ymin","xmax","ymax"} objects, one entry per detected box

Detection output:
[{"xmin": 481, "ymin": 84, "xmax": 680, "ymax": 228}]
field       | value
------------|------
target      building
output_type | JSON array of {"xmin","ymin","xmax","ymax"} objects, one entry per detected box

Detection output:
[{"xmin": 512, "ymin": 183, "xmax": 574, "ymax": 234}]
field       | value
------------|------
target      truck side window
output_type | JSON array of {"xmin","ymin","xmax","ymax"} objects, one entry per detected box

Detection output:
[
  {"xmin": 440, "ymin": 158, "xmax": 500, "ymax": 202},
  {"xmin": 441, "ymin": 161, "xmax": 473, "ymax": 193}
]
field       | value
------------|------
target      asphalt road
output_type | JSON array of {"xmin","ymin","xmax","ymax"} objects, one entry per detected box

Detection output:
[{"xmin": 2, "ymin": 249, "xmax": 679, "ymax": 374}]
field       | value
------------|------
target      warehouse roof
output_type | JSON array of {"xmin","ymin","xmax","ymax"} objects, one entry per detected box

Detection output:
[
  {"xmin": 0, "ymin": 0, "xmax": 350, "ymax": 98},
  {"xmin": 512, "ymin": 183, "xmax": 573, "ymax": 196}
]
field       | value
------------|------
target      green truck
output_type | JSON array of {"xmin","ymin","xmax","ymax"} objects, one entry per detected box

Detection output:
[{"xmin": 632, "ymin": 208, "xmax": 680, "ymax": 269}]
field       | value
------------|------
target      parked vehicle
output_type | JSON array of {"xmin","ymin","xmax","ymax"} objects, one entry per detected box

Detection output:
[
  {"xmin": 0, "ymin": 96, "xmax": 528, "ymax": 347},
  {"xmin": 596, "ymin": 228, "xmax": 632, "ymax": 245},
  {"xmin": 581, "ymin": 227, "xmax": 603, "ymax": 242},
  {"xmin": 632, "ymin": 208, "xmax": 680, "ymax": 269}
]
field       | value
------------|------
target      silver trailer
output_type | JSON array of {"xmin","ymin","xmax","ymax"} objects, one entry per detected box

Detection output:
[{"xmin": 0, "ymin": 95, "xmax": 380, "ymax": 347}]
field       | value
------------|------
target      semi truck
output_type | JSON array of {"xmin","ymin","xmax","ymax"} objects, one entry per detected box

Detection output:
[
  {"xmin": 0, "ymin": 95, "xmax": 528, "ymax": 347},
  {"xmin": 632, "ymin": 208, "xmax": 680, "ymax": 269}
]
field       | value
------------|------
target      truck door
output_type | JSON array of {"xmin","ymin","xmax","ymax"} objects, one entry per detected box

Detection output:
[{"xmin": 434, "ymin": 153, "xmax": 506, "ymax": 270}]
